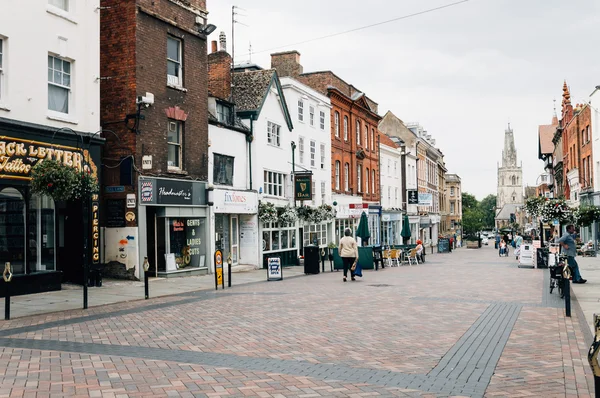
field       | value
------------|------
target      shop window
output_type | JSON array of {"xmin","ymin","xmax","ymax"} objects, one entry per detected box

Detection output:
[
  {"xmin": 166, "ymin": 218, "xmax": 206, "ymax": 270},
  {"xmin": 213, "ymin": 153, "xmax": 234, "ymax": 186},
  {"xmin": 262, "ymin": 222, "xmax": 296, "ymax": 253},
  {"xmin": 28, "ymin": 195, "xmax": 56, "ymax": 273},
  {"xmin": 335, "ymin": 219, "xmax": 356, "ymax": 245},
  {"xmin": 303, "ymin": 223, "xmax": 328, "ymax": 247},
  {"xmin": 0, "ymin": 188, "xmax": 24, "ymax": 274}
]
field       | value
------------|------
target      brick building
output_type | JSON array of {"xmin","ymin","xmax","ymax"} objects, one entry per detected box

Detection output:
[
  {"xmin": 100, "ymin": 0, "xmax": 212, "ymax": 279},
  {"xmin": 270, "ymin": 51, "xmax": 382, "ymax": 243}
]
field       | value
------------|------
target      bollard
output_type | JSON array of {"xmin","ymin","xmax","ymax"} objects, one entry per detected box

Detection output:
[
  {"xmin": 143, "ymin": 257, "xmax": 150, "ymax": 299},
  {"xmin": 3, "ymin": 262, "xmax": 12, "ymax": 320},
  {"xmin": 588, "ymin": 314, "xmax": 600, "ymax": 398},
  {"xmin": 227, "ymin": 254, "xmax": 232, "ymax": 288},
  {"xmin": 320, "ymin": 249, "xmax": 325, "ymax": 273},
  {"xmin": 214, "ymin": 250, "xmax": 223, "ymax": 290},
  {"xmin": 563, "ymin": 262, "xmax": 571, "ymax": 317}
]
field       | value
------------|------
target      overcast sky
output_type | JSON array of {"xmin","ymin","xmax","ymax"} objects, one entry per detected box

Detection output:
[{"xmin": 207, "ymin": 0, "xmax": 599, "ymax": 200}]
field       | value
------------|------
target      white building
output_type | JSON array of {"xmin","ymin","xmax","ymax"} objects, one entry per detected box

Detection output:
[
  {"xmin": 590, "ymin": 86, "xmax": 600, "ymax": 196},
  {"xmin": 379, "ymin": 134, "xmax": 403, "ymax": 246},
  {"xmin": 0, "ymin": 0, "xmax": 103, "ymax": 292},
  {"xmin": 279, "ymin": 76, "xmax": 333, "ymax": 249}
]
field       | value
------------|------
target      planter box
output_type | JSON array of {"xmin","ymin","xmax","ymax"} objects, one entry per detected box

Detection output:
[{"xmin": 466, "ymin": 241, "xmax": 480, "ymax": 249}]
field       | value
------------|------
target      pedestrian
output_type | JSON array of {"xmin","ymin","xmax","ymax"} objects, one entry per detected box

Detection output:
[
  {"xmin": 416, "ymin": 240, "xmax": 425, "ymax": 263},
  {"xmin": 449, "ymin": 236, "xmax": 454, "ymax": 252},
  {"xmin": 558, "ymin": 224, "xmax": 587, "ymax": 284},
  {"xmin": 495, "ymin": 234, "xmax": 500, "ymax": 249},
  {"xmin": 338, "ymin": 228, "xmax": 358, "ymax": 282},
  {"xmin": 499, "ymin": 239, "xmax": 507, "ymax": 256}
]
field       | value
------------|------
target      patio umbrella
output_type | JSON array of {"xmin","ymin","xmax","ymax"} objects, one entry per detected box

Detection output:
[
  {"xmin": 400, "ymin": 214, "xmax": 411, "ymax": 244},
  {"xmin": 355, "ymin": 211, "xmax": 371, "ymax": 246}
]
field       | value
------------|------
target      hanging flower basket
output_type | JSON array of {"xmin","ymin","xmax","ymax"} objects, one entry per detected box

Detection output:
[
  {"xmin": 278, "ymin": 204, "xmax": 298, "ymax": 225},
  {"xmin": 297, "ymin": 205, "xmax": 314, "ymax": 223},
  {"xmin": 540, "ymin": 198, "xmax": 574, "ymax": 224},
  {"xmin": 573, "ymin": 205, "xmax": 600, "ymax": 227},
  {"xmin": 317, "ymin": 204, "xmax": 336, "ymax": 221},
  {"xmin": 258, "ymin": 201, "xmax": 278, "ymax": 223},
  {"xmin": 30, "ymin": 160, "xmax": 80, "ymax": 201},
  {"xmin": 524, "ymin": 196, "xmax": 545, "ymax": 217}
]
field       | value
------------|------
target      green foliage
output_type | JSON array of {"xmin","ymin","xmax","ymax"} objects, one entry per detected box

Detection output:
[
  {"xmin": 479, "ymin": 194, "xmax": 497, "ymax": 228},
  {"xmin": 540, "ymin": 198, "xmax": 573, "ymax": 223},
  {"xmin": 258, "ymin": 201, "xmax": 278, "ymax": 223},
  {"xmin": 524, "ymin": 196, "xmax": 545, "ymax": 217},
  {"xmin": 573, "ymin": 206, "xmax": 600, "ymax": 227},
  {"xmin": 462, "ymin": 192, "xmax": 478, "ymax": 211},
  {"xmin": 462, "ymin": 208, "xmax": 484, "ymax": 235},
  {"xmin": 30, "ymin": 160, "xmax": 97, "ymax": 202}
]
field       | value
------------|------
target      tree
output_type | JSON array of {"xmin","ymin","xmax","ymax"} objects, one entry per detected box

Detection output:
[
  {"xmin": 479, "ymin": 194, "xmax": 497, "ymax": 229},
  {"xmin": 463, "ymin": 208, "xmax": 484, "ymax": 235},
  {"xmin": 462, "ymin": 192, "xmax": 478, "ymax": 211}
]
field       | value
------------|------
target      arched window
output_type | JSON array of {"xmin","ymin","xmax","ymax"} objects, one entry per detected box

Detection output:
[
  {"xmin": 357, "ymin": 165, "xmax": 362, "ymax": 193},
  {"xmin": 512, "ymin": 175, "xmax": 516, "ymax": 185},
  {"xmin": 343, "ymin": 116, "xmax": 348, "ymax": 141},
  {"xmin": 344, "ymin": 163, "xmax": 349, "ymax": 191},
  {"xmin": 334, "ymin": 112, "xmax": 340, "ymax": 137},
  {"xmin": 364, "ymin": 124, "xmax": 369, "ymax": 149},
  {"xmin": 356, "ymin": 119, "xmax": 361, "ymax": 145},
  {"xmin": 335, "ymin": 161, "xmax": 340, "ymax": 190},
  {"xmin": 372, "ymin": 169, "xmax": 376, "ymax": 194},
  {"xmin": 365, "ymin": 168, "xmax": 369, "ymax": 194}
]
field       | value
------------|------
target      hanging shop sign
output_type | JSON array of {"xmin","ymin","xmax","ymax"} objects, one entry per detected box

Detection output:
[
  {"xmin": 418, "ymin": 193, "xmax": 433, "ymax": 206},
  {"xmin": 91, "ymin": 194, "xmax": 100, "ymax": 264},
  {"xmin": 0, "ymin": 137, "xmax": 98, "ymax": 180},
  {"xmin": 408, "ymin": 190, "xmax": 419, "ymax": 205},
  {"xmin": 294, "ymin": 174, "xmax": 312, "ymax": 201},
  {"xmin": 138, "ymin": 177, "xmax": 207, "ymax": 206}
]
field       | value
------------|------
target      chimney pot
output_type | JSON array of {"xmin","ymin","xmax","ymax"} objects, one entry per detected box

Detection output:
[
  {"xmin": 211, "ymin": 41, "xmax": 218, "ymax": 53},
  {"xmin": 219, "ymin": 31, "xmax": 227, "ymax": 52}
]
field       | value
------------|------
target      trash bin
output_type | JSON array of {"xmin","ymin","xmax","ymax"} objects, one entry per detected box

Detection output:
[
  {"xmin": 372, "ymin": 246, "xmax": 383, "ymax": 269},
  {"xmin": 303, "ymin": 246, "xmax": 320, "ymax": 274}
]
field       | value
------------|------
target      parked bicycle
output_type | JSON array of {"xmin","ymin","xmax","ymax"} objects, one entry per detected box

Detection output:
[{"xmin": 549, "ymin": 252, "xmax": 571, "ymax": 298}]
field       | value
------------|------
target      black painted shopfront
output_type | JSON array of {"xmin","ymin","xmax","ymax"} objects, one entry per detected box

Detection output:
[{"xmin": 0, "ymin": 118, "xmax": 103, "ymax": 296}]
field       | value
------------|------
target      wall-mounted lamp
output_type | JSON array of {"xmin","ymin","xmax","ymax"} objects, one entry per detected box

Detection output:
[
  {"xmin": 198, "ymin": 24, "xmax": 217, "ymax": 36},
  {"xmin": 206, "ymin": 184, "xmax": 215, "ymax": 206}
]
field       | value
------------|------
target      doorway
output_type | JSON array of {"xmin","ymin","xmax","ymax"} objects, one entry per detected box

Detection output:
[{"xmin": 230, "ymin": 215, "xmax": 239, "ymax": 265}]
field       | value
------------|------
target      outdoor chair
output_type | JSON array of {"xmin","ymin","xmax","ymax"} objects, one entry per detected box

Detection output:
[
  {"xmin": 407, "ymin": 249, "xmax": 419, "ymax": 266},
  {"xmin": 390, "ymin": 249, "xmax": 401, "ymax": 267},
  {"xmin": 383, "ymin": 249, "xmax": 392, "ymax": 267}
]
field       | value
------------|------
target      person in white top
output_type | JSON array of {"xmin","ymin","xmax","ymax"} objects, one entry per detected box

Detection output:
[{"xmin": 338, "ymin": 228, "xmax": 358, "ymax": 282}]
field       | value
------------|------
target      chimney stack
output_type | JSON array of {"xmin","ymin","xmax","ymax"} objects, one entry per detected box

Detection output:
[
  {"xmin": 219, "ymin": 31, "xmax": 227, "ymax": 52},
  {"xmin": 270, "ymin": 50, "xmax": 303, "ymax": 78},
  {"xmin": 211, "ymin": 41, "xmax": 218, "ymax": 53}
]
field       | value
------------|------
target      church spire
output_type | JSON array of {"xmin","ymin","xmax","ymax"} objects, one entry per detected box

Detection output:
[{"xmin": 502, "ymin": 123, "xmax": 517, "ymax": 167}]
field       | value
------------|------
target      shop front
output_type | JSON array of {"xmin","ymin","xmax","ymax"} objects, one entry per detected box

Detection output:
[
  {"xmin": 138, "ymin": 177, "xmax": 210, "ymax": 278},
  {"xmin": 0, "ymin": 119, "xmax": 102, "ymax": 295},
  {"xmin": 213, "ymin": 189, "xmax": 259, "ymax": 268},
  {"xmin": 381, "ymin": 211, "xmax": 402, "ymax": 246},
  {"xmin": 333, "ymin": 200, "xmax": 362, "ymax": 245}
]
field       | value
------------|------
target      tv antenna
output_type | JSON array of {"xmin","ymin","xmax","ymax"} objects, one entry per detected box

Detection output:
[{"xmin": 231, "ymin": 5, "xmax": 248, "ymax": 117}]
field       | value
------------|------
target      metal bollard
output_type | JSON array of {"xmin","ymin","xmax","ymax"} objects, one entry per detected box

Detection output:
[
  {"xmin": 563, "ymin": 263, "xmax": 571, "ymax": 317},
  {"xmin": 320, "ymin": 249, "xmax": 325, "ymax": 273},
  {"xmin": 227, "ymin": 254, "xmax": 232, "ymax": 288},
  {"xmin": 3, "ymin": 262, "xmax": 12, "ymax": 320},
  {"xmin": 143, "ymin": 257, "xmax": 150, "ymax": 299},
  {"xmin": 588, "ymin": 314, "xmax": 600, "ymax": 398}
]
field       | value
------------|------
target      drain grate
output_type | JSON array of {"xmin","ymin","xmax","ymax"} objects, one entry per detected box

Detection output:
[{"xmin": 368, "ymin": 284, "xmax": 392, "ymax": 287}]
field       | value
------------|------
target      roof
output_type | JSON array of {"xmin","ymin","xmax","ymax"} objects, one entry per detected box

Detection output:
[
  {"xmin": 495, "ymin": 203, "xmax": 523, "ymax": 220},
  {"xmin": 538, "ymin": 124, "xmax": 555, "ymax": 156},
  {"xmin": 233, "ymin": 69, "xmax": 293, "ymax": 131},
  {"xmin": 208, "ymin": 111, "xmax": 251, "ymax": 133},
  {"xmin": 379, "ymin": 134, "xmax": 399, "ymax": 148}
]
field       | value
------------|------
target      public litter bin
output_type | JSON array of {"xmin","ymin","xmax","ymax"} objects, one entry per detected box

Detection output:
[
  {"xmin": 372, "ymin": 246, "xmax": 383, "ymax": 269},
  {"xmin": 303, "ymin": 246, "xmax": 320, "ymax": 274}
]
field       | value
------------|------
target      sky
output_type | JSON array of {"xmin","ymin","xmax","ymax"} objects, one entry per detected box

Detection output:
[{"xmin": 206, "ymin": 0, "xmax": 599, "ymax": 200}]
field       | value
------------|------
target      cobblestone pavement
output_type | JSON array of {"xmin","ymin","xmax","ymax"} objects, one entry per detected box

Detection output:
[{"xmin": 0, "ymin": 246, "xmax": 594, "ymax": 397}]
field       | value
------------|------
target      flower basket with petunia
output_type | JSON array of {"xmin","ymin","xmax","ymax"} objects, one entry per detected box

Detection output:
[
  {"xmin": 540, "ymin": 198, "xmax": 574, "ymax": 224},
  {"xmin": 258, "ymin": 201, "xmax": 278, "ymax": 223},
  {"xmin": 317, "ymin": 204, "xmax": 336, "ymax": 221},
  {"xmin": 573, "ymin": 205, "xmax": 600, "ymax": 227},
  {"xmin": 524, "ymin": 196, "xmax": 546, "ymax": 217},
  {"xmin": 278, "ymin": 204, "xmax": 298, "ymax": 225},
  {"xmin": 30, "ymin": 159, "xmax": 80, "ymax": 201}
]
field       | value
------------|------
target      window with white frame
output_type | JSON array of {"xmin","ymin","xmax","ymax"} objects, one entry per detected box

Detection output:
[
  {"xmin": 213, "ymin": 153, "xmax": 234, "ymax": 186},
  {"xmin": 167, "ymin": 36, "xmax": 182, "ymax": 87},
  {"xmin": 262, "ymin": 222, "xmax": 296, "ymax": 252},
  {"xmin": 365, "ymin": 168, "xmax": 369, "ymax": 194},
  {"xmin": 365, "ymin": 124, "xmax": 369, "ymax": 149},
  {"xmin": 320, "ymin": 111, "xmax": 325, "ymax": 130},
  {"xmin": 267, "ymin": 121, "xmax": 281, "ymax": 146},
  {"xmin": 320, "ymin": 143, "xmax": 325, "ymax": 169},
  {"xmin": 309, "ymin": 105, "xmax": 315, "ymax": 126},
  {"xmin": 48, "ymin": 55, "xmax": 71, "ymax": 114},
  {"xmin": 450, "ymin": 202, "xmax": 455, "ymax": 214},
  {"xmin": 312, "ymin": 179, "xmax": 316, "ymax": 199},
  {"xmin": 298, "ymin": 136, "xmax": 305, "ymax": 164},
  {"xmin": 394, "ymin": 162, "xmax": 397, "ymax": 177},
  {"xmin": 298, "ymin": 100, "xmax": 304, "ymax": 121},
  {"xmin": 371, "ymin": 129, "xmax": 375, "ymax": 150},
  {"xmin": 335, "ymin": 161, "xmax": 340, "ymax": 190},
  {"xmin": 216, "ymin": 102, "xmax": 232, "ymax": 124},
  {"xmin": 343, "ymin": 116, "xmax": 348, "ymax": 141},
  {"xmin": 264, "ymin": 170, "xmax": 285, "ymax": 197},
  {"xmin": 334, "ymin": 111, "xmax": 339, "ymax": 137},
  {"xmin": 344, "ymin": 163, "xmax": 349, "ymax": 191},
  {"xmin": 372, "ymin": 170, "xmax": 375, "ymax": 194},
  {"xmin": 49, "ymin": 0, "xmax": 68, "ymax": 11},
  {"xmin": 304, "ymin": 223, "xmax": 328, "ymax": 247},
  {"xmin": 167, "ymin": 120, "xmax": 182, "ymax": 169},
  {"xmin": 321, "ymin": 180, "xmax": 326, "ymax": 204},
  {"xmin": 356, "ymin": 119, "xmax": 361, "ymax": 146},
  {"xmin": 0, "ymin": 39, "xmax": 3, "ymax": 102},
  {"xmin": 388, "ymin": 187, "xmax": 391, "ymax": 202},
  {"xmin": 450, "ymin": 186, "xmax": 455, "ymax": 196},
  {"xmin": 310, "ymin": 140, "xmax": 316, "ymax": 167},
  {"xmin": 357, "ymin": 165, "xmax": 362, "ymax": 192}
]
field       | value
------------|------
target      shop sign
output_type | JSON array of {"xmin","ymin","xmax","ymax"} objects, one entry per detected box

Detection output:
[
  {"xmin": 126, "ymin": 194, "xmax": 136, "ymax": 208},
  {"xmin": 267, "ymin": 257, "xmax": 283, "ymax": 281},
  {"xmin": 106, "ymin": 199, "xmax": 126, "ymax": 228},
  {"xmin": 408, "ymin": 190, "xmax": 419, "ymax": 204},
  {"xmin": 294, "ymin": 174, "xmax": 312, "ymax": 201},
  {"xmin": 0, "ymin": 136, "xmax": 98, "ymax": 180},
  {"xmin": 142, "ymin": 155, "xmax": 152, "ymax": 170},
  {"xmin": 138, "ymin": 178, "xmax": 207, "ymax": 206},
  {"xmin": 91, "ymin": 194, "xmax": 100, "ymax": 264},
  {"xmin": 214, "ymin": 249, "xmax": 224, "ymax": 289},
  {"xmin": 214, "ymin": 190, "xmax": 258, "ymax": 214},
  {"xmin": 125, "ymin": 211, "xmax": 136, "ymax": 222},
  {"xmin": 105, "ymin": 185, "xmax": 125, "ymax": 193},
  {"xmin": 418, "ymin": 193, "xmax": 433, "ymax": 206}
]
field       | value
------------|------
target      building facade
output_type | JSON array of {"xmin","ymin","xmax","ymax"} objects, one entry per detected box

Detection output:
[
  {"xmin": 270, "ymin": 51, "xmax": 382, "ymax": 245},
  {"xmin": 379, "ymin": 134, "xmax": 403, "ymax": 246},
  {"xmin": 495, "ymin": 124, "xmax": 524, "ymax": 229},
  {"xmin": 100, "ymin": 0, "xmax": 211, "ymax": 279},
  {"xmin": 445, "ymin": 174, "xmax": 462, "ymax": 244},
  {"xmin": 0, "ymin": 0, "xmax": 103, "ymax": 294}
]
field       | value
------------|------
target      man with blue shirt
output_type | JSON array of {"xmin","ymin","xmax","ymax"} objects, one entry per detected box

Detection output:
[{"xmin": 558, "ymin": 224, "xmax": 587, "ymax": 284}]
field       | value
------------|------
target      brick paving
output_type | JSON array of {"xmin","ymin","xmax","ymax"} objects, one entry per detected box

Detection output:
[{"xmin": 0, "ymin": 246, "xmax": 595, "ymax": 397}]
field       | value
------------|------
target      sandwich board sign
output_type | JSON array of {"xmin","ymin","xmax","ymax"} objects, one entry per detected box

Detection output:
[{"xmin": 267, "ymin": 257, "xmax": 283, "ymax": 281}]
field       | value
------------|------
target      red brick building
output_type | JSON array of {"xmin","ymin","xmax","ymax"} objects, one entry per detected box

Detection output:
[
  {"xmin": 270, "ymin": 51, "xmax": 381, "ymax": 204},
  {"xmin": 100, "ymin": 0, "xmax": 211, "ymax": 279}
]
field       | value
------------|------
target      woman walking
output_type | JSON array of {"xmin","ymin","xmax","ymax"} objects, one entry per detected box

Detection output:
[{"xmin": 339, "ymin": 228, "xmax": 358, "ymax": 282}]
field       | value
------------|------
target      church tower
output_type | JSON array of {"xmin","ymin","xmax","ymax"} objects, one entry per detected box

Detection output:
[{"xmin": 496, "ymin": 124, "xmax": 524, "ymax": 211}]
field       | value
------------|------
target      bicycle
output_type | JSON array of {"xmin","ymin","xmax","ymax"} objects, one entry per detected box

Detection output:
[{"xmin": 549, "ymin": 252, "xmax": 571, "ymax": 298}]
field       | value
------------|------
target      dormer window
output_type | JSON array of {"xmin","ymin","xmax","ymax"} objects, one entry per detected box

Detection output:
[{"xmin": 216, "ymin": 102, "xmax": 232, "ymax": 124}]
